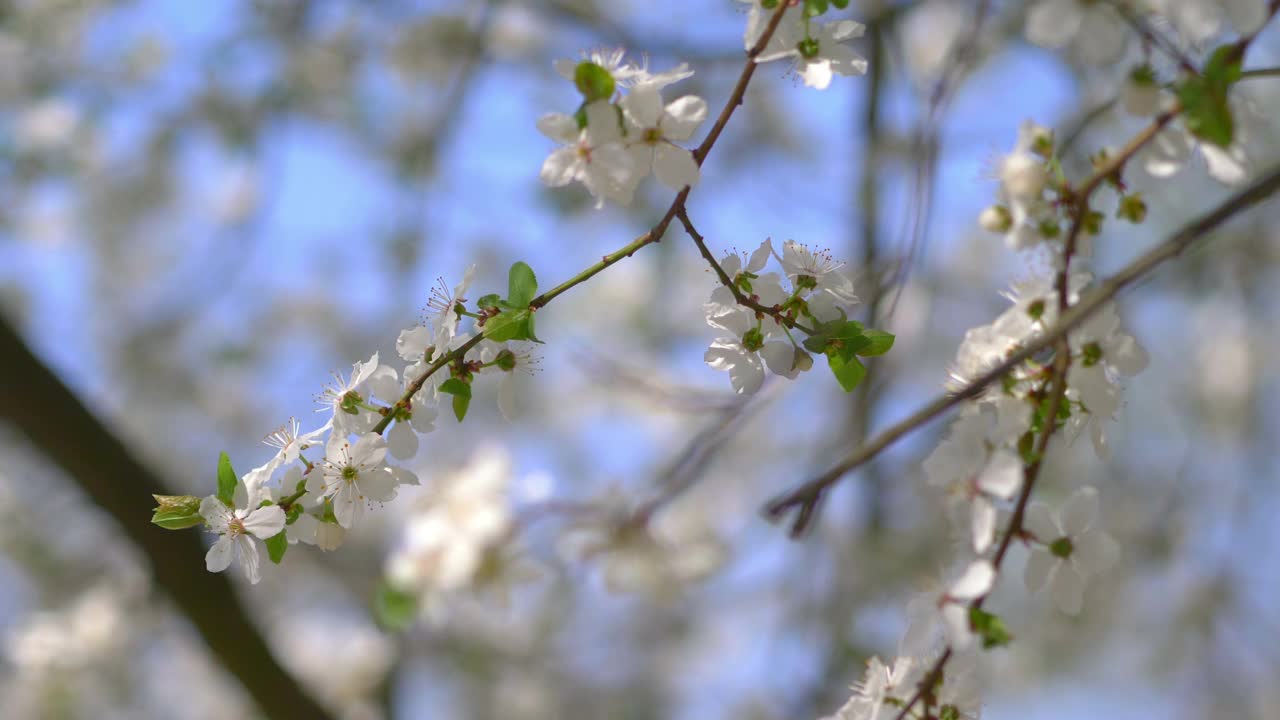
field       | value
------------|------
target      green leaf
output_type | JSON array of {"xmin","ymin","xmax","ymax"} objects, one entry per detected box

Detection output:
[
  {"xmin": 1176, "ymin": 45, "xmax": 1243, "ymax": 147},
  {"xmin": 828, "ymin": 352, "xmax": 867, "ymax": 393},
  {"xmin": 439, "ymin": 379, "xmax": 472, "ymax": 421},
  {"xmin": 968, "ymin": 607, "xmax": 1013, "ymax": 649},
  {"xmin": 374, "ymin": 580, "xmax": 419, "ymax": 632},
  {"xmin": 216, "ymin": 452, "xmax": 238, "ymax": 507},
  {"xmin": 439, "ymin": 378, "xmax": 471, "ymax": 398},
  {"xmin": 483, "ymin": 308, "xmax": 541, "ymax": 343},
  {"xmin": 506, "ymin": 261, "xmax": 538, "ymax": 308},
  {"xmin": 266, "ymin": 531, "xmax": 288, "ymax": 564},
  {"xmin": 451, "ymin": 392, "xmax": 471, "ymax": 422},
  {"xmin": 831, "ymin": 0, "xmax": 848, "ymax": 7},
  {"xmin": 476, "ymin": 293, "xmax": 501, "ymax": 310},
  {"xmin": 856, "ymin": 329, "xmax": 896, "ymax": 357}
]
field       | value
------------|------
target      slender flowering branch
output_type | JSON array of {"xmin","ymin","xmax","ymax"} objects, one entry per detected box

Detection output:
[
  {"xmin": 371, "ymin": 3, "xmax": 795, "ymax": 441},
  {"xmin": 677, "ymin": 208, "xmax": 819, "ymax": 335},
  {"xmin": 765, "ymin": 161, "xmax": 1280, "ymax": 535}
]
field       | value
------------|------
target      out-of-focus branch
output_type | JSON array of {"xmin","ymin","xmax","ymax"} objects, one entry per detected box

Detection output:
[
  {"xmin": 765, "ymin": 161, "xmax": 1280, "ymax": 535},
  {"xmin": 0, "ymin": 315, "xmax": 335, "ymax": 720}
]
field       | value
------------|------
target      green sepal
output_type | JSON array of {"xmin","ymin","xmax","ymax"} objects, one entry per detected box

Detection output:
[
  {"xmin": 374, "ymin": 580, "xmax": 419, "ymax": 632},
  {"xmin": 476, "ymin": 293, "xmax": 501, "ymax": 310},
  {"xmin": 266, "ymin": 530, "xmax": 288, "ymax": 564},
  {"xmin": 285, "ymin": 504, "xmax": 304, "ymax": 525},
  {"xmin": 968, "ymin": 607, "xmax": 1013, "ymax": 649},
  {"xmin": 804, "ymin": 0, "xmax": 828, "ymax": 17},
  {"xmin": 216, "ymin": 452, "xmax": 238, "ymax": 507},
  {"xmin": 831, "ymin": 0, "xmax": 848, "ymax": 7}
]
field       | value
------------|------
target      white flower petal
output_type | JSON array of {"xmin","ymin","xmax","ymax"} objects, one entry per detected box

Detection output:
[
  {"xmin": 652, "ymin": 144, "xmax": 700, "ymax": 189},
  {"xmin": 536, "ymin": 112, "xmax": 578, "ymax": 143},
  {"xmin": 949, "ymin": 560, "xmax": 996, "ymax": 600},
  {"xmin": 1050, "ymin": 562, "xmax": 1085, "ymax": 614},
  {"xmin": 971, "ymin": 499, "xmax": 998, "ymax": 555},
  {"xmin": 1024, "ymin": 548, "xmax": 1056, "ymax": 594},
  {"xmin": 205, "ymin": 535, "xmax": 235, "ymax": 573},
  {"xmin": 978, "ymin": 450, "xmax": 1024, "ymax": 499},
  {"xmin": 1074, "ymin": 528, "xmax": 1120, "ymax": 574},
  {"xmin": 1060, "ymin": 486, "xmax": 1100, "ymax": 536},
  {"xmin": 387, "ymin": 421, "xmax": 419, "ymax": 460},
  {"xmin": 660, "ymin": 95, "xmax": 708, "ymax": 140},
  {"xmin": 236, "ymin": 535, "xmax": 262, "ymax": 584},
  {"xmin": 242, "ymin": 505, "xmax": 286, "ymax": 539},
  {"xmin": 1024, "ymin": 501, "xmax": 1061, "ymax": 542}
]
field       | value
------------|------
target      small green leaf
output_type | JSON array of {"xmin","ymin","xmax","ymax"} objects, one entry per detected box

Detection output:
[
  {"xmin": 831, "ymin": 0, "xmax": 848, "ymax": 7},
  {"xmin": 484, "ymin": 308, "xmax": 541, "ymax": 343},
  {"xmin": 439, "ymin": 379, "xmax": 472, "ymax": 421},
  {"xmin": 374, "ymin": 580, "xmax": 419, "ymax": 632},
  {"xmin": 968, "ymin": 607, "xmax": 1013, "ymax": 649},
  {"xmin": 439, "ymin": 378, "xmax": 471, "ymax": 398},
  {"xmin": 476, "ymin": 293, "xmax": 501, "ymax": 310},
  {"xmin": 856, "ymin": 329, "xmax": 895, "ymax": 357},
  {"xmin": 828, "ymin": 352, "xmax": 867, "ymax": 392},
  {"xmin": 1177, "ymin": 45, "xmax": 1243, "ymax": 147},
  {"xmin": 506, "ymin": 261, "xmax": 538, "ymax": 308},
  {"xmin": 452, "ymin": 393, "xmax": 471, "ymax": 422},
  {"xmin": 266, "ymin": 531, "xmax": 288, "ymax": 564},
  {"xmin": 216, "ymin": 452, "xmax": 238, "ymax": 507}
]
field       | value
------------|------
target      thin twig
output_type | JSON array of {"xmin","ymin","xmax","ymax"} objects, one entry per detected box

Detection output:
[{"xmin": 765, "ymin": 161, "xmax": 1280, "ymax": 535}]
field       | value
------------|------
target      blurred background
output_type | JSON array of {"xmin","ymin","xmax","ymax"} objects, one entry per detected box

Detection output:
[{"xmin": 2, "ymin": 0, "xmax": 1280, "ymax": 718}]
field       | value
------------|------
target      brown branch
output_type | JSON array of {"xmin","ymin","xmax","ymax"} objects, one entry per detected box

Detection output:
[
  {"xmin": 765, "ymin": 161, "xmax": 1280, "ymax": 535},
  {"xmin": 0, "ymin": 314, "xmax": 335, "ymax": 720}
]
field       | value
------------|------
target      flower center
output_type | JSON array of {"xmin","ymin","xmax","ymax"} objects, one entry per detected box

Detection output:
[
  {"xmin": 1049, "ymin": 537, "xmax": 1074, "ymax": 558},
  {"xmin": 342, "ymin": 465, "xmax": 359, "ymax": 484}
]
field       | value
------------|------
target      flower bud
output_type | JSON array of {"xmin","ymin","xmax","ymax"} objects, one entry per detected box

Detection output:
[
  {"xmin": 151, "ymin": 494, "xmax": 204, "ymax": 530},
  {"xmin": 979, "ymin": 205, "xmax": 1013, "ymax": 233},
  {"xmin": 1000, "ymin": 153, "xmax": 1047, "ymax": 199}
]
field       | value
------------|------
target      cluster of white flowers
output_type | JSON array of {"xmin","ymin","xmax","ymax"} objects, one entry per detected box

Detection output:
[
  {"xmin": 739, "ymin": 0, "xmax": 869, "ymax": 89},
  {"xmin": 703, "ymin": 239, "xmax": 860, "ymax": 394},
  {"xmin": 537, "ymin": 49, "xmax": 705, "ymax": 207},
  {"xmin": 192, "ymin": 264, "xmax": 542, "ymax": 584},
  {"xmin": 383, "ymin": 447, "xmax": 538, "ymax": 624}
]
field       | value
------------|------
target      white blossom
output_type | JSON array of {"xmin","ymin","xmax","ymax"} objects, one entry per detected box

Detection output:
[
  {"xmin": 199, "ymin": 495, "xmax": 286, "ymax": 584},
  {"xmin": 620, "ymin": 85, "xmax": 707, "ymax": 190},
  {"xmin": 757, "ymin": 19, "xmax": 869, "ymax": 90},
  {"xmin": 312, "ymin": 433, "xmax": 404, "ymax": 529},
  {"xmin": 1023, "ymin": 486, "xmax": 1119, "ymax": 614},
  {"xmin": 537, "ymin": 100, "xmax": 638, "ymax": 207}
]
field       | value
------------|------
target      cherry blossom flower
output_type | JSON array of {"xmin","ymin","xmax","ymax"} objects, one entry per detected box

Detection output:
[
  {"xmin": 620, "ymin": 85, "xmax": 707, "ymax": 190},
  {"xmin": 537, "ymin": 100, "xmax": 638, "ymax": 207},
  {"xmin": 1023, "ymin": 486, "xmax": 1119, "ymax": 614},
  {"xmin": 199, "ymin": 496, "xmax": 286, "ymax": 584},
  {"xmin": 757, "ymin": 19, "xmax": 869, "ymax": 90},
  {"xmin": 312, "ymin": 433, "xmax": 404, "ymax": 529}
]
